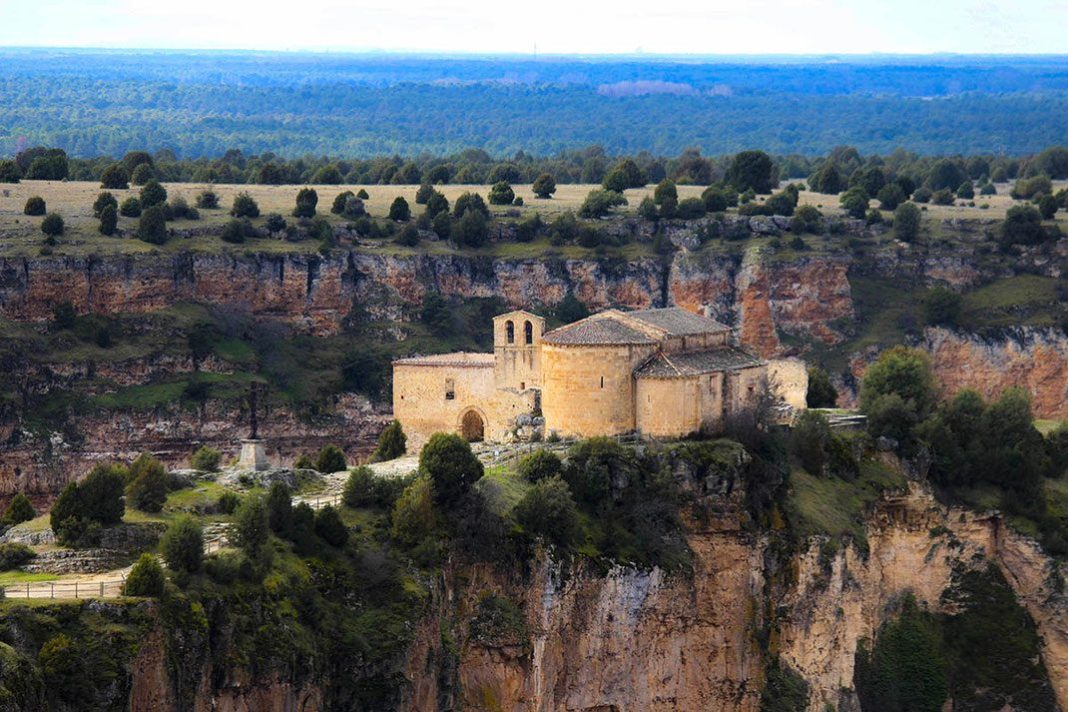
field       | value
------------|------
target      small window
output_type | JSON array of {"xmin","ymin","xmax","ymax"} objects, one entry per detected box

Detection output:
[
  {"xmin": 600, "ymin": 376, "xmax": 604, "ymax": 388},
  {"xmin": 445, "ymin": 378, "xmax": 455, "ymax": 400},
  {"xmin": 524, "ymin": 320, "xmax": 533, "ymax": 344},
  {"xmin": 520, "ymin": 381, "xmax": 525, "ymax": 390},
  {"xmin": 506, "ymin": 321, "xmax": 514, "ymax": 344}
]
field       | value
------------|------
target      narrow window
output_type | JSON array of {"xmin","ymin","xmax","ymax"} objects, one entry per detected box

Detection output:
[
  {"xmin": 506, "ymin": 321, "xmax": 514, "ymax": 344},
  {"xmin": 600, "ymin": 376, "xmax": 604, "ymax": 388},
  {"xmin": 520, "ymin": 381, "xmax": 525, "ymax": 390},
  {"xmin": 445, "ymin": 378, "xmax": 455, "ymax": 400},
  {"xmin": 524, "ymin": 320, "xmax": 533, "ymax": 344}
]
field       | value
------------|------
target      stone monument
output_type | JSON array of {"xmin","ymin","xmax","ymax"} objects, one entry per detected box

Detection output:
[{"xmin": 237, "ymin": 383, "xmax": 269, "ymax": 471}]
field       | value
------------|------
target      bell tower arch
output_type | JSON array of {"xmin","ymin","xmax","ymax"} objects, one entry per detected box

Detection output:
[{"xmin": 493, "ymin": 310, "xmax": 544, "ymax": 391}]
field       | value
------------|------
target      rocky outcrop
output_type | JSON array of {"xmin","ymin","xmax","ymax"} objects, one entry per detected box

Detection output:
[{"xmin": 845, "ymin": 327, "xmax": 1068, "ymax": 419}]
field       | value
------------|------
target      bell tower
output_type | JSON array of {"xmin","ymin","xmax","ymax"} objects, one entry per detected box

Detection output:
[{"xmin": 492, "ymin": 310, "xmax": 544, "ymax": 391}]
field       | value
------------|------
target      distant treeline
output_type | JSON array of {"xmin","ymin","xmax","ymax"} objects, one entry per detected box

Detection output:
[
  {"xmin": 1, "ymin": 52, "xmax": 1068, "ymax": 156},
  {"xmin": 4, "ymin": 144, "xmax": 1068, "ymax": 190}
]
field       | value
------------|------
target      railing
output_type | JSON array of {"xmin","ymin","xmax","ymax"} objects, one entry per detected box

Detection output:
[{"xmin": 3, "ymin": 576, "xmax": 127, "ymax": 600}]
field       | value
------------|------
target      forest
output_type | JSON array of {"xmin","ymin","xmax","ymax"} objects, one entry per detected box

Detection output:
[{"xmin": 1, "ymin": 50, "xmax": 1068, "ymax": 158}]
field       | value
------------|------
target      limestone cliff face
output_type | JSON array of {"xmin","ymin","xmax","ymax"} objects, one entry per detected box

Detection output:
[
  {"xmin": 0, "ymin": 394, "xmax": 388, "ymax": 503},
  {"xmin": 449, "ymin": 526, "xmax": 765, "ymax": 711},
  {"xmin": 778, "ymin": 483, "xmax": 1068, "ymax": 710},
  {"xmin": 845, "ymin": 327, "xmax": 1068, "ymax": 419}
]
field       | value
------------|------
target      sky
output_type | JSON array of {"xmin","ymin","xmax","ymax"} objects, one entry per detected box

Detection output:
[{"xmin": 1, "ymin": 0, "xmax": 1066, "ymax": 55}]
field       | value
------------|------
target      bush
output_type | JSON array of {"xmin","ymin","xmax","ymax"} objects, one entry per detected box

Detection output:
[
  {"xmin": 232, "ymin": 495, "xmax": 269, "ymax": 557},
  {"xmin": 168, "ymin": 196, "xmax": 199, "ymax": 220},
  {"xmin": 931, "ymin": 188, "xmax": 955, "ymax": 205},
  {"xmin": 727, "ymin": 150, "xmax": 774, "ymax": 193},
  {"xmin": 1038, "ymin": 193, "xmax": 1058, "ymax": 220},
  {"xmin": 264, "ymin": 213, "xmax": 287, "ymax": 232},
  {"xmin": 979, "ymin": 182, "xmax": 997, "ymax": 196},
  {"xmin": 3, "ymin": 493, "xmax": 35, "ymax": 526},
  {"xmin": 877, "ymin": 183, "xmax": 906, "ymax": 210},
  {"xmin": 195, "ymin": 190, "xmax": 219, "ymax": 209},
  {"xmin": 0, "ymin": 159, "xmax": 19, "ymax": 183},
  {"xmin": 374, "ymin": 420, "xmax": 407, "ymax": 461},
  {"xmin": 390, "ymin": 475, "xmax": 441, "ymax": 547},
  {"xmin": 220, "ymin": 218, "xmax": 251, "ymax": 244},
  {"xmin": 0, "ymin": 543, "xmax": 35, "ymax": 570},
  {"xmin": 23, "ymin": 196, "xmax": 45, "ymax": 216},
  {"xmin": 860, "ymin": 346, "xmax": 936, "ymax": 419},
  {"xmin": 137, "ymin": 205, "xmax": 168, "ymax": 244},
  {"xmin": 98, "ymin": 205, "xmax": 118, "ymax": 236},
  {"xmin": 676, "ymin": 197, "xmax": 707, "ymax": 219},
  {"xmin": 912, "ymin": 186, "xmax": 933, "ymax": 203},
  {"xmin": 315, "ymin": 444, "xmax": 347, "ymax": 474},
  {"xmin": 925, "ymin": 287, "xmax": 963, "ymax": 327},
  {"xmin": 293, "ymin": 187, "xmax": 318, "ymax": 217},
  {"xmin": 40, "ymin": 213, "xmax": 64, "ymax": 237},
  {"xmin": 488, "ymin": 181, "xmax": 515, "ymax": 205},
  {"xmin": 92, "ymin": 191, "xmax": 118, "ymax": 218},
  {"xmin": 160, "ymin": 516, "xmax": 204, "ymax": 574},
  {"xmin": 806, "ymin": 367, "xmax": 837, "ymax": 408},
  {"xmin": 126, "ymin": 452, "xmax": 168, "ymax": 513},
  {"xmin": 119, "ymin": 197, "xmax": 142, "ymax": 217},
  {"xmin": 894, "ymin": 202, "xmax": 922, "ymax": 242},
  {"xmin": 517, "ymin": 449, "xmax": 563, "ymax": 482},
  {"xmin": 130, "ymin": 163, "xmax": 155, "ymax": 185},
  {"xmin": 230, "ymin": 192, "xmax": 260, "ymax": 218},
  {"xmin": 514, "ymin": 476, "xmax": 580, "ymax": 549},
  {"xmin": 791, "ymin": 204, "xmax": 823, "ymax": 234},
  {"xmin": 189, "ymin": 446, "xmax": 221, "ymax": 472},
  {"xmin": 389, "ymin": 196, "xmax": 411, "ymax": 221},
  {"xmin": 343, "ymin": 466, "xmax": 376, "ymax": 508},
  {"xmin": 216, "ymin": 491, "xmax": 240, "ymax": 515},
  {"xmin": 532, "ymin": 173, "xmax": 556, "ymax": 198},
  {"xmin": 419, "ymin": 433, "xmax": 484, "ymax": 507},
  {"xmin": 314, "ymin": 505, "xmax": 348, "ymax": 547},
  {"xmin": 1011, "ymin": 174, "xmax": 1053, "ymax": 200},
  {"xmin": 957, "ymin": 181, "xmax": 975, "ymax": 199},
  {"xmin": 123, "ymin": 554, "xmax": 165, "ymax": 596},
  {"xmin": 839, "ymin": 186, "xmax": 870, "ymax": 218},
  {"xmin": 578, "ymin": 189, "xmax": 627, "ymax": 218},
  {"xmin": 700, "ymin": 185, "xmax": 733, "ymax": 213},
  {"xmin": 793, "ymin": 410, "xmax": 833, "ymax": 475},
  {"xmin": 637, "ymin": 196, "xmax": 658, "ymax": 220},
  {"xmin": 394, "ymin": 223, "xmax": 420, "ymax": 247},
  {"xmin": 139, "ymin": 180, "xmax": 167, "ymax": 208},
  {"xmin": 1000, "ymin": 205, "xmax": 1048, "ymax": 247},
  {"xmin": 425, "ymin": 191, "xmax": 449, "ymax": 218},
  {"xmin": 100, "ymin": 163, "xmax": 129, "ymax": 189},
  {"xmin": 455, "ymin": 209, "xmax": 488, "ymax": 248}
]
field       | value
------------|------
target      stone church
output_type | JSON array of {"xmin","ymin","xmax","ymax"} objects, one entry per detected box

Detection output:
[{"xmin": 392, "ymin": 306, "xmax": 799, "ymax": 449}]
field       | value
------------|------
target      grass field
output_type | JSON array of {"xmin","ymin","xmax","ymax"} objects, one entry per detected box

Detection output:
[{"xmin": 2, "ymin": 179, "xmax": 1064, "ymax": 259}]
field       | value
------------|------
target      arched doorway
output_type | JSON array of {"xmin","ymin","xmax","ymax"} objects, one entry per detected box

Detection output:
[{"xmin": 460, "ymin": 409, "xmax": 485, "ymax": 442}]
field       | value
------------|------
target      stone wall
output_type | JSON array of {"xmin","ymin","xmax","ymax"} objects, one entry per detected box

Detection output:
[{"xmin": 540, "ymin": 342, "xmax": 658, "ymax": 438}]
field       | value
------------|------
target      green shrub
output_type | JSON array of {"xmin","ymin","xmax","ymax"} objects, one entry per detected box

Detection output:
[
  {"xmin": 388, "ymin": 196, "xmax": 411, "ymax": 221},
  {"xmin": 23, "ymin": 196, "xmax": 45, "ymax": 216},
  {"xmin": 532, "ymin": 173, "xmax": 556, "ymax": 198},
  {"xmin": 124, "ymin": 553, "xmax": 165, "ymax": 596},
  {"xmin": 578, "ymin": 189, "xmax": 626, "ymax": 218},
  {"xmin": 195, "ymin": 190, "xmax": 219, "ymax": 209},
  {"xmin": 119, "ymin": 196, "xmax": 142, "ymax": 217},
  {"xmin": 216, "ymin": 491, "xmax": 240, "ymax": 514},
  {"xmin": 488, "ymin": 181, "xmax": 515, "ymax": 205},
  {"xmin": 924, "ymin": 287, "xmax": 962, "ymax": 328},
  {"xmin": 137, "ymin": 205, "xmax": 168, "ymax": 244},
  {"xmin": 469, "ymin": 593, "xmax": 528, "ymax": 647},
  {"xmin": 92, "ymin": 191, "xmax": 117, "ymax": 218},
  {"xmin": 390, "ymin": 474, "xmax": 441, "ymax": 547},
  {"xmin": 230, "ymin": 192, "xmax": 260, "ymax": 218},
  {"xmin": 373, "ymin": 420, "xmax": 407, "ymax": 462},
  {"xmin": 3, "ymin": 493, "xmax": 36, "ymax": 525},
  {"xmin": 514, "ymin": 476, "xmax": 580, "ymax": 549},
  {"xmin": 342, "ymin": 466, "xmax": 375, "ymax": 509},
  {"xmin": 98, "ymin": 204, "xmax": 118, "ymax": 236},
  {"xmin": 314, "ymin": 505, "xmax": 348, "ymax": 547},
  {"xmin": 676, "ymin": 196, "xmax": 707, "ymax": 219},
  {"xmin": 806, "ymin": 367, "xmax": 837, "ymax": 408},
  {"xmin": 760, "ymin": 659, "xmax": 809, "ymax": 712},
  {"xmin": 793, "ymin": 411, "xmax": 833, "ymax": 475},
  {"xmin": 293, "ymin": 187, "xmax": 318, "ymax": 217},
  {"xmin": 189, "ymin": 446, "xmax": 221, "ymax": 472},
  {"xmin": 126, "ymin": 452, "xmax": 168, "ymax": 513},
  {"xmin": 40, "ymin": 213, "xmax": 64, "ymax": 237},
  {"xmin": 419, "ymin": 433, "xmax": 484, "ymax": 507},
  {"xmin": 161, "ymin": 516, "xmax": 204, "ymax": 574},
  {"xmin": 139, "ymin": 180, "xmax": 167, "ymax": 208},
  {"xmin": 0, "ymin": 543, "xmax": 35, "ymax": 570},
  {"xmin": 517, "ymin": 449, "xmax": 563, "ymax": 483},
  {"xmin": 232, "ymin": 495, "xmax": 269, "ymax": 557},
  {"xmin": 315, "ymin": 444, "xmax": 347, "ymax": 474},
  {"xmin": 294, "ymin": 454, "xmax": 315, "ymax": 470},
  {"xmin": 100, "ymin": 163, "xmax": 129, "ymax": 189},
  {"xmin": 267, "ymin": 483, "xmax": 292, "ymax": 535}
]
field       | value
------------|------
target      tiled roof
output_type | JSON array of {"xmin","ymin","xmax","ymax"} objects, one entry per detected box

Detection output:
[
  {"xmin": 634, "ymin": 347, "xmax": 765, "ymax": 378},
  {"xmin": 541, "ymin": 314, "xmax": 657, "ymax": 346},
  {"xmin": 393, "ymin": 352, "xmax": 494, "ymax": 368},
  {"xmin": 626, "ymin": 307, "xmax": 730, "ymax": 336}
]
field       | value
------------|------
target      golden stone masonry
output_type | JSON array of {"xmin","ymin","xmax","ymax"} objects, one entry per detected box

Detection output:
[{"xmin": 393, "ymin": 307, "xmax": 806, "ymax": 448}]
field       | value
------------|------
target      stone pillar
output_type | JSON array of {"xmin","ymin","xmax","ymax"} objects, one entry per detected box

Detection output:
[{"xmin": 237, "ymin": 439, "xmax": 268, "ymax": 471}]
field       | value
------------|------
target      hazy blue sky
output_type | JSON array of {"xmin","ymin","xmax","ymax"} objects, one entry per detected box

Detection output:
[{"xmin": 1, "ymin": 0, "xmax": 1065, "ymax": 54}]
